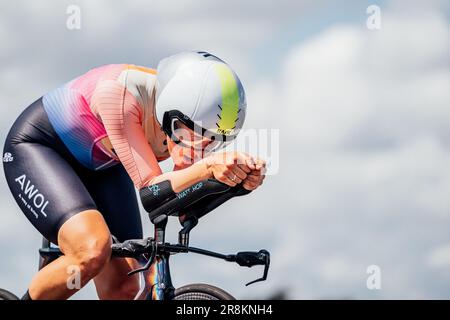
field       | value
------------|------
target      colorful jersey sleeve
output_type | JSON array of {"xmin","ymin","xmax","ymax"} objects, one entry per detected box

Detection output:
[{"xmin": 91, "ymin": 79, "xmax": 162, "ymax": 188}]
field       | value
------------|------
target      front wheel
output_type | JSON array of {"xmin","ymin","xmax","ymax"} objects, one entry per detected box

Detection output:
[
  {"xmin": 174, "ymin": 283, "xmax": 235, "ymax": 300},
  {"xmin": 0, "ymin": 288, "xmax": 19, "ymax": 300}
]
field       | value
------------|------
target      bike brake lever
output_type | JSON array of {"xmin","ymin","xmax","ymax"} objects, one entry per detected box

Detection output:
[
  {"xmin": 234, "ymin": 250, "xmax": 270, "ymax": 286},
  {"xmin": 127, "ymin": 241, "xmax": 157, "ymax": 276},
  {"xmin": 246, "ymin": 250, "xmax": 270, "ymax": 286}
]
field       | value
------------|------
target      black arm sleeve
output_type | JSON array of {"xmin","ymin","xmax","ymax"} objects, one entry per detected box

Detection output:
[
  {"xmin": 139, "ymin": 179, "xmax": 232, "ymax": 223},
  {"xmin": 181, "ymin": 184, "xmax": 251, "ymax": 220},
  {"xmin": 139, "ymin": 180, "xmax": 177, "ymax": 213}
]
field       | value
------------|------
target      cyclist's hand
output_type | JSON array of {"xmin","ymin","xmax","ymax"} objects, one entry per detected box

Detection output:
[
  {"xmin": 242, "ymin": 158, "xmax": 266, "ymax": 191},
  {"xmin": 205, "ymin": 152, "xmax": 254, "ymax": 187}
]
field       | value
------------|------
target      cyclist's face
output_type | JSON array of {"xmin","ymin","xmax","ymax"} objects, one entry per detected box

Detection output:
[{"xmin": 167, "ymin": 121, "xmax": 216, "ymax": 166}]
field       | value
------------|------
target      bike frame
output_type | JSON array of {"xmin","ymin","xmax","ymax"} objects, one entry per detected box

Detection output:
[
  {"xmin": 135, "ymin": 253, "xmax": 174, "ymax": 300},
  {"xmin": 134, "ymin": 220, "xmax": 175, "ymax": 300}
]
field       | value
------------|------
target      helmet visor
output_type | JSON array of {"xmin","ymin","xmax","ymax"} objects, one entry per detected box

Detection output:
[
  {"xmin": 163, "ymin": 110, "xmax": 235, "ymax": 153},
  {"xmin": 170, "ymin": 118, "xmax": 230, "ymax": 153}
]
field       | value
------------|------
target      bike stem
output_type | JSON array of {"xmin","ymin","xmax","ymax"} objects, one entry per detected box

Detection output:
[
  {"xmin": 178, "ymin": 216, "xmax": 198, "ymax": 247},
  {"xmin": 154, "ymin": 218, "xmax": 168, "ymax": 244}
]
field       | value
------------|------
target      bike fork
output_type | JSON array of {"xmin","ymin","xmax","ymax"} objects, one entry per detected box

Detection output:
[
  {"xmin": 135, "ymin": 253, "xmax": 174, "ymax": 300},
  {"xmin": 135, "ymin": 218, "xmax": 175, "ymax": 300}
]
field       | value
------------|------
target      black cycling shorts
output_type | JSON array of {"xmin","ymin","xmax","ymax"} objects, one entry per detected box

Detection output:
[{"xmin": 3, "ymin": 98, "xmax": 143, "ymax": 244}]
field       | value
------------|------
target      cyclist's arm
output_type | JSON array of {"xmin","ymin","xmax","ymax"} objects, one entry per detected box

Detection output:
[
  {"xmin": 150, "ymin": 160, "xmax": 211, "ymax": 192},
  {"xmin": 91, "ymin": 80, "xmax": 162, "ymax": 188},
  {"xmin": 91, "ymin": 81, "xmax": 211, "ymax": 191},
  {"xmin": 141, "ymin": 178, "xmax": 250, "ymax": 223}
]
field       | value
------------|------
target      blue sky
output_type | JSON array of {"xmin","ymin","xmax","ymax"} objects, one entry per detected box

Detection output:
[{"xmin": 0, "ymin": 0, "xmax": 450, "ymax": 299}]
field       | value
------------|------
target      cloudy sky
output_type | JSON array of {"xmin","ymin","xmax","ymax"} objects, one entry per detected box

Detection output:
[{"xmin": 1, "ymin": 0, "xmax": 449, "ymax": 299}]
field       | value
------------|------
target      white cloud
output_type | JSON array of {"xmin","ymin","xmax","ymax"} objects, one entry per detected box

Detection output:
[
  {"xmin": 235, "ymin": 0, "xmax": 450, "ymax": 299},
  {"xmin": 428, "ymin": 244, "xmax": 450, "ymax": 268}
]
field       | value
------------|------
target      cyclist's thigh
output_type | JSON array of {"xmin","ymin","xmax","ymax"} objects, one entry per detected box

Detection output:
[
  {"xmin": 82, "ymin": 164, "xmax": 143, "ymax": 242},
  {"xmin": 3, "ymin": 104, "xmax": 97, "ymax": 244}
]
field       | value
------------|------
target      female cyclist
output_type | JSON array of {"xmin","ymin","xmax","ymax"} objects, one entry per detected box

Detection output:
[{"xmin": 2, "ymin": 51, "xmax": 265, "ymax": 300}]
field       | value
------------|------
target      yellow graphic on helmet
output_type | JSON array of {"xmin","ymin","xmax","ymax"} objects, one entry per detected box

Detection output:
[{"xmin": 214, "ymin": 64, "xmax": 240, "ymax": 135}]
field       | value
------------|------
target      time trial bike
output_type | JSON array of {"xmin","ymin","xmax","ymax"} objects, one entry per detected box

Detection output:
[{"xmin": 0, "ymin": 179, "xmax": 270, "ymax": 300}]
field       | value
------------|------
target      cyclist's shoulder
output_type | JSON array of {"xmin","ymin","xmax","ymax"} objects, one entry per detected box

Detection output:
[
  {"xmin": 79, "ymin": 64, "xmax": 129, "ymax": 82},
  {"xmin": 67, "ymin": 64, "xmax": 127, "ymax": 94},
  {"xmin": 70, "ymin": 64, "xmax": 157, "ymax": 110},
  {"xmin": 72, "ymin": 64, "xmax": 156, "ymax": 88}
]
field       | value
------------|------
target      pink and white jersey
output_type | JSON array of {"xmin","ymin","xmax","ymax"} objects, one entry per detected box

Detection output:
[{"xmin": 43, "ymin": 64, "xmax": 169, "ymax": 189}]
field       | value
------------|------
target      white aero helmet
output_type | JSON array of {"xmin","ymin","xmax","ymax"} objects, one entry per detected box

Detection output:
[{"xmin": 155, "ymin": 51, "xmax": 247, "ymax": 151}]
